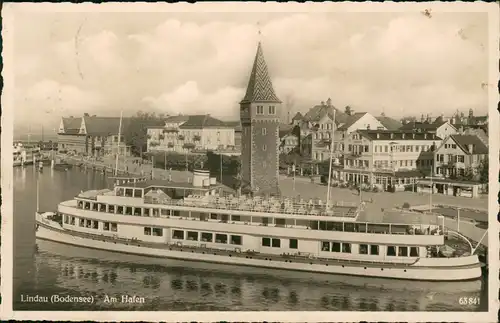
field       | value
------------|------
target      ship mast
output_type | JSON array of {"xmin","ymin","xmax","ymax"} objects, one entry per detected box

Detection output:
[
  {"xmin": 114, "ymin": 111, "xmax": 123, "ymax": 176},
  {"xmin": 36, "ymin": 170, "xmax": 40, "ymax": 212},
  {"xmin": 326, "ymin": 108, "xmax": 336, "ymax": 208}
]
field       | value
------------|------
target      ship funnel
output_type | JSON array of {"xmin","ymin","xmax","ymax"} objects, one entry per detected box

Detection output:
[{"xmin": 192, "ymin": 169, "xmax": 210, "ymax": 188}]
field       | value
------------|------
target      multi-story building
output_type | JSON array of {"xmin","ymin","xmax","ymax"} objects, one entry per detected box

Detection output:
[
  {"xmin": 434, "ymin": 134, "xmax": 488, "ymax": 179},
  {"xmin": 400, "ymin": 119, "xmax": 457, "ymax": 140},
  {"xmin": 147, "ymin": 115, "xmax": 235, "ymax": 153},
  {"xmin": 279, "ymin": 132, "xmax": 299, "ymax": 154},
  {"xmin": 240, "ymin": 42, "xmax": 281, "ymax": 195},
  {"xmin": 57, "ymin": 114, "xmax": 131, "ymax": 156},
  {"xmin": 338, "ymin": 130, "xmax": 441, "ymax": 190}
]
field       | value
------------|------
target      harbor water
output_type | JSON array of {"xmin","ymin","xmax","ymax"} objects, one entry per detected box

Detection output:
[{"xmin": 13, "ymin": 166, "xmax": 488, "ymax": 311}]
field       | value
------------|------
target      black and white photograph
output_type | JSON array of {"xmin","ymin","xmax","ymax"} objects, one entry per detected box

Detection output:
[{"xmin": 1, "ymin": 2, "xmax": 498, "ymax": 322}]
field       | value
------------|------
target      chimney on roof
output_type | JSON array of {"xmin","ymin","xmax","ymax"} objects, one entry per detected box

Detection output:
[
  {"xmin": 426, "ymin": 114, "xmax": 431, "ymax": 123},
  {"xmin": 467, "ymin": 144, "xmax": 474, "ymax": 153},
  {"xmin": 420, "ymin": 114, "xmax": 424, "ymax": 122},
  {"xmin": 326, "ymin": 98, "xmax": 332, "ymax": 107},
  {"xmin": 321, "ymin": 101, "xmax": 325, "ymax": 106}
]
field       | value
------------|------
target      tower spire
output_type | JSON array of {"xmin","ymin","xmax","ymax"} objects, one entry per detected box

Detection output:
[{"xmin": 240, "ymin": 42, "xmax": 281, "ymax": 104}]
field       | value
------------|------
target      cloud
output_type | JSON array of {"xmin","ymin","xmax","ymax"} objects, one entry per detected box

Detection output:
[
  {"xmin": 143, "ymin": 81, "xmax": 244, "ymax": 118},
  {"xmin": 14, "ymin": 79, "xmax": 104, "ymax": 129},
  {"xmin": 12, "ymin": 11, "xmax": 489, "ymax": 131}
]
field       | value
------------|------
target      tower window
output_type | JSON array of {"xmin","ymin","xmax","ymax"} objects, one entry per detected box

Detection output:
[
  {"xmin": 262, "ymin": 128, "xmax": 267, "ymax": 135},
  {"xmin": 269, "ymin": 106, "xmax": 276, "ymax": 115},
  {"xmin": 263, "ymin": 144, "xmax": 267, "ymax": 151},
  {"xmin": 256, "ymin": 106, "xmax": 264, "ymax": 115}
]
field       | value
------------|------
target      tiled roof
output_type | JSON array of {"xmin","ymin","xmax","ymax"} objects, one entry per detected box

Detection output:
[
  {"xmin": 400, "ymin": 121, "xmax": 447, "ymax": 131},
  {"xmin": 61, "ymin": 117, "xmax": 82, "ymax": 135},
  {"xmin": 337, "ymin": 112, "xmax": 367, "ymax": 130},
  {"xmin": 223, "ymin": 121, "xmax": 242, "ymax": 132},
  {"xmin": 83, "ymin": 116, "xmax": 131, "ymax": 136},
  {"xmin": 165, "ymin": 115, "xmax": 189, "ymax": 123},
  {"xmin": 376, "ymin": 116, "xmax": 402, "ymax": 130},
  {"xmin": 179, "ymin": 115, "xmax": 232, "ymax": 129},
  {"xmin": 291, "ymin": 112, "xmax": 304, "ymax": 121},
  {"xmin": 303, "ymin": 104, "xmax": 348, "ymax": 124},
  {"xmin": 450, "ymin": 134, "xmax": 488, "ymax": 154},
  {"xmin": 241, "ymin": 42, "xmax": 281, "ymax": 103},
  {"xmin": 357, "ymin": 130, "xmax": 439, "ymax": 141}
]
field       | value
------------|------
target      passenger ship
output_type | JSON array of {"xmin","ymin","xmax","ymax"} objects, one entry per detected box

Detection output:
[{"xmin": 35, "ymin": 169, "xmax": 482, "ymax": 281}]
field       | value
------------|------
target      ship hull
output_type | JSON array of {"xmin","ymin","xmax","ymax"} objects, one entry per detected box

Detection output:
[{"xmin": 35, "ymin": 219, "xmax": 482, "ymax": 282}]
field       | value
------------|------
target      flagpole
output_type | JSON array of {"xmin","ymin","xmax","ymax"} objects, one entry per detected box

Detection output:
[
  {"xmin": 292, "ymin": 163, "xmax": 296, "ymax": 192},
  {"xmin": 36, "ymin": 171, "xmax": 40, "ymax": 212},
  {"xmin": 114, "ymin": 111, "xmax": 123, "ymax": 176},
  {"xmin": 326, "ymin": 109, "xmax": 336, "ymax": 208},
  {"xmin": 220, "ymin": 154, "xmax": 223, "ymax": 184}
]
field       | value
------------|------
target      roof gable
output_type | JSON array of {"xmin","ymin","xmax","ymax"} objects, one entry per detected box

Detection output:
[
  {"xmin": 240, "ymin": 42, "xmax": 281, "ymax": 103},
  {"xmin": 449, "ymin": 134, "xmax": 488, "ymax": 155},
  {"xmin": 376, "ymin": 116, "xmax": 402, "ymax": 130},
  {"xmin": 179, "ymin": 115, "xmax": 232, "ymax": 129},
  {"xmin": 337, "ymin": 112, "xmax": 368, "ymax": 130},
  {"xmin": 292, "ymin": 112, "xmax": 304, "ymax": 121},
  {"xmin": 60, "ymin": 117, "xmax": 83, "ymax": 135}
]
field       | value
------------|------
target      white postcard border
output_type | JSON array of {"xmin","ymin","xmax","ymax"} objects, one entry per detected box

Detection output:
[{"xmin": 1, "ymin": 2, "xmax": 499, "ymax": 322}]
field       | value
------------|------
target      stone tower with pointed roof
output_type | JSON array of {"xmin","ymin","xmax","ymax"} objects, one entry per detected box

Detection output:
[{"xmin": 240, "ymin": 42, "xmax": 282, "ymax": 195}]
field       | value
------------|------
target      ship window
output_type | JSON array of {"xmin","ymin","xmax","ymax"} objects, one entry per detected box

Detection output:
[
  {"xmin": 144, "ymin": 208, "xmax": 150, "ymax": 217},
  {"xmin": 134, "ymin": 189, "xmax": 142, "ymax": 198},
  {"xmin": 201, "ymin": 232, "xmax": 213, "ymax": 242},
  {"xmin": 221, "ymin": 214, "xmax": 229, "ymax": 223},
  {"xmin": 410, "ymin": 247, "xmax": 419, "ymax": 257},
  {"xmin": 321, "ymin": 241, "xmax": 330, "ymax": 251},
  {"xmin": 172, "ymin": 230, "xmax": 184, "ymax": 240},
  {"xmin": 151, "ymin": 209, "xmax": 159, "ymax": 217},
  {"xmin": 289, "ymin": 239, "xmax": 298, "ymax": 249},
  {"xmin": 86, "ymin": 219, "xmax": 92, "ymax": 228},
  {"xmin": 359, "ymin": 244, "xmax": 368, "ymax": 255},
  {"xmin": 272, "ymin": 238, "xmax": 281, "ymax": 248},
  {"xmin": 111, "ymin": 223, "xmax": 118, "ymax": 232},
  {"xmin": 231, "ymin": 215, "xmax": 241, "ymax": 222},
  {"xmin": 108, "ymin": 205, "xmax": 115, "ymax": 213},
  {"xmin": 275, "ymin": 218, "xmax": 286, "ymax": 227},
  {"xmin": 152, "ymin": 228, "xmax": 163, "ymax": 237},
  {"xmin": 92, "ymin": 221, "xmax": 99, "ymax": 229},
  {"xmin": 77, "ymin": 201, "xmax": 83, "ymax": 209},
  {"xmin": 215, "ymin": 234, "xmax": 228, "ymax": 244},
  {"xmin": 103, "ymin": 222, "xmax": 110, "ymax": 231},
  {"xmin": 133, "ymin": 208, "xmax": 141, "ymax": 216},
  {"xmin": 144, "ymin": 227, "xmax": 152, "ymax": 235},
  {"xmin": 172, "ymin": 210, "xmax": 180, "ymax": 217},
  {"xmin": 387, "ymin": 246, "xmax": 396, "ymax": 256},
  {"xmin": 64, "ymin": 215, "xmax": 69, "ymax": 224},
  {"xmin": 262, "ymin": 237, "xmax": 271, "ymax": 247},
  {"xmin": 187, "ymin": 231, "xmax": 198, "ymax": 241},
  {"xmin": 344, "ymin": 223, "xmax": 355, "ymax": 232},
  {"xmin": 398, "ymin": 247, "xmax": 408, "ymax": 257},
  {"xmin": 92, "ymin": 203, "xmax": 98, "ymax": 211},
  {"xmin": 99, "ymin": 204, "xmax": 106, "ymax": 212},
  {"xmin": 210, "ymin": 213, "xmax": 218, "ymax": 220},
  {"xmin": 230, "ymin": 235, "xmax": 242, "ymax": 245},
  {"xmin": 70, "ymin": 217, "xmax": 75, "ymax": 225},
  {"xmin": 117, "ymin": 206, "xmax": 123, "ymax": 214},
  {"xmin": 342, "ymin": 243, "xmax": 351, "ymax": 253},
  {"xmin": 125, "ymin": 207, "xmax": 133, "ymax": 215},
  {"xmin": 261, "ymin": 217, "xmax": 270, "ymax": 225},
  {"xmin": 370, "ymin": 245, "xmax": 379, "ymax": 255},
  {"xmin": 161, "ymin": 209, "xmax": 170, "ymax": 216},
  {"xmin": 331, "ymin": 242, "xmax": 341, "ymax": 252}
]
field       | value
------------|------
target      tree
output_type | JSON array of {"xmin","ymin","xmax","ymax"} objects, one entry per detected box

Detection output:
[
  {"xmin": 478, "ymin": 158, "xmax": 488, "ymax": 184},
  {"xmin": 344, "ymin": 106, "xmax": 352, "ymax": 116},
  {"xmin": 123, "ymin": 111, "xmax": 165, "ymax": 156}
]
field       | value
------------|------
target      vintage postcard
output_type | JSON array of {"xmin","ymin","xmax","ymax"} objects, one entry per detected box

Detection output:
[{"xmin": 1, "ymin": 2, "xmax": 498, "ymax": 322}]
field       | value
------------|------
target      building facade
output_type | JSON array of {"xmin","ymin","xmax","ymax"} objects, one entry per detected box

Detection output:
[
  {"xmin": 147, "ymin": 115, "xmax": 235, "ymax": 153},
  {"xmin": 338, "ymin": 130, "xmax": 440, "ymax": 189},
  {"xmin": 57, "ymin": 115, "xmax": 130, "ymax": 156},
  {"xmin": 240, "ymin": 42, "xmax": 281, "ymax": 195},
  {"xmin": 400, "ymin": 120, "xmax": 457, "ymax": 140},
  {"xmin": 434, "ymin": 134, "xmax": 488, "ymax": 179},
  {"xmin": 279, "ymin": 133, "xmax": 299, "ymax": 154}
]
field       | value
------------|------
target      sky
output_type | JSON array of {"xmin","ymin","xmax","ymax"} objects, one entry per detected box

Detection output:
[{"xmin": 12, "ymin": 8, "xmax": 490, "ymax": 135}]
